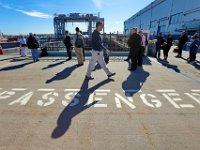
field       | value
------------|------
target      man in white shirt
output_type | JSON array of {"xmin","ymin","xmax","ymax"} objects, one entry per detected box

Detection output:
[
  {"xmin": 18, "ymin": 35, "xmax": 27, "ymax": 57},
  {"xmin": 138, "ymin": 30, "xmax": 147, "ymax": 66}
]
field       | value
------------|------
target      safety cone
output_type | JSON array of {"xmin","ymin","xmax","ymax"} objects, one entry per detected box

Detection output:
[{"xmin": 0, "ymin": 45, "xmax": 3, "ymax": 55}]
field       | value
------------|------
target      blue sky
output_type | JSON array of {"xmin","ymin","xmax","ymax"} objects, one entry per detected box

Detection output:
[{"xmin": 0, "ymin": 0, "xmax": 154, "ymax": 35}]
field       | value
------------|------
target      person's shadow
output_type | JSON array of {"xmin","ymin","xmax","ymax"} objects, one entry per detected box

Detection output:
[
  {"xmin": 157, "ymin": 59, "xmax": 180, "ymax": 73},
  {"xmin": 42, "ymin": 61, "xmax": 65, "ymax": 70},
  {"xmin": 46, "ymin": 65, "xmax": 77, "ymax": 84},
  {"xmin": 51, "ymin": 78, "xmax": 114, "ymax": 139},
  {"xmin": 0, "ymin": 56, "xmax": 21, "ymax": 62},
  {"xmin": 122, "ymin": 67, "xmax": 149, "ymax": 97},
  {"xmin": 0, "ymin": 62, "xmax": 33, "ymax": 71},
  {"xmin": 181, "ymin": 57, "xmax": 200, "ymax": 70}
]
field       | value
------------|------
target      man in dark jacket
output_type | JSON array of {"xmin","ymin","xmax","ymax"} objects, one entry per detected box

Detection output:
[
  {"xmin": 127, "ymin": 28, "xmax": 142, "ymax": 71},
  {"xmin": 64, "ymin": 31, "xmax": 72, "ymax": 60},
  {"xmin": 27, "ymin": 33, "xmax": 39, "ymax": 62},
  {"xmin": 155, "ymin": 32, "xmax": 165, "ymax": 59},
  {"xmin": 85, "ymin": 22, "xmax": 116, "ymax": 80},
  {"xmin": 188, "ymin": 33, "xmax": 200, "ymax": 63},
  {"xmin": 177, "ymin": 31, "xmax": 188, "ymax": 58}
]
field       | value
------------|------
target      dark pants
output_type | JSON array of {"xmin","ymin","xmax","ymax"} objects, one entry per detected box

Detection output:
[
  {"xmin": 189, "ymin": 52, "xmax": 197, "ymax": 62},
  {"xmin": 125, "ymin": 54, "xmax": 131, "ymax": 61},
  {"xmin": 155, "ymin": 47, "xmax": 161, "ymax": 58},
  {"xmin": 138, "ymin": 46, "xmax": 145, "ymax": 66},
  {"xmin": 164, "ymin": 45, "xmax": 171, "ymax": 60},
  {"xmin": 66, "ymin": 46, "xmax": 72, "ymax": 58},
  {"xmin": 178, "ymin": 45, "xmax": 183, "ymax": 57},
  {"xmin": 130, "ymin": 48, "xmax": 140, "ymax": 70}
]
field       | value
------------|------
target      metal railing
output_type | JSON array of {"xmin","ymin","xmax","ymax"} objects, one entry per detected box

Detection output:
[{"xmin": 39, "ymin": 34, "xmax": 130, "ymax": 52}]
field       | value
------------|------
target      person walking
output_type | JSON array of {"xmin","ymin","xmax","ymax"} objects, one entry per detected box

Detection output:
[
  {"xmin": 85, "ymin": 22, "xmax": 116, "ymax": 80},
  {"xmin": 74, "ymin": 27, "xmax": 84, "ymax": 67},
  {"xmin": 64, "ymin": 31, "xmax": 73, "ymax": 60},
  {"xmin": 27, "ymin": 33, "xmax": 39, "ymax": 62},
  {"xmin": 155, "ymin": 32, "xmax": 165, "ymax": 59},
  {"xmin": 138, "ymin": 30, "xmax": 146, "ymax": 66},
  {"xmin": 163, "ymin": 34, "xmax": 173, "ymax": 62},
  {"xmin": 18, "ymin": 35, "xmax": 27, "ymax": 57},
  {"xmin": 176, "ymin": 31, "xmax": 188, "ymax": 58},
  {"xmin": 127, "ymin": 28, "xmax": 142, "ymax": 71},
  {"xmin": 188, "ymin": 33, "xmax": 200, "ymax": 64}
]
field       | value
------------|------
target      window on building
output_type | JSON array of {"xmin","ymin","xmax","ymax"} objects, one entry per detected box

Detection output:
[
  {"xmin": 159, "ymin": 20, "xmax": 168, "ymax": 26},
  {"xmin": 150, "ymin": 21, "xmax": 157, "ymax": 28},
  {"xmin": 170, "ymin": 13, "xmax": 183, "ymax": 24}
]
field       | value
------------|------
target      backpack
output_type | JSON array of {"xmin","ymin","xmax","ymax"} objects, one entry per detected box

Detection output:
[{"xmin": 75, "ymin": 33, "xmax": 83, "ymax": 48}]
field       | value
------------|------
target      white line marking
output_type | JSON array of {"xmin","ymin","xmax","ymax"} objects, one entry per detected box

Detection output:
[
  {"xmin": 157, "ymin": 90, "xmax": 176, "ymax": 92},
  {"xmin": 64, "ymin": 89, "xmax": 80, "ymax": 92},
  {"xmin": 191, "ymin": 90, "xmax": 200, "ymax": 92},
  {"xmin": 180, "ymin": 104, "xmax": 194, "ymax": 108},
  {"xmin": 95, "ymin": 89, "xmax": 111, "ymax": 92},
  {"xmin": 168, "ymin": 93, "xmax": 180, "ymax": 96},
  {"xmin": 11, "ymin": 88, "xmax": 26, "ymax": 91},
  {"xmin": 123, "ymin": 90, "xmax": 142, "ymax": 93},
  {"xmin": 115, "ymin": 93, "xmax": 136, "ymax": 109},
  {"xmin": 173, "ymin": 98, "xmax": 182, "ymax": 101},
  {"xmin": 9, "ymin": 92, "xmax": 33, "ymax": 106},
  {"xmin": 95, "ymin": 93, "xmax": 108, "ymax": 96},
  {"xmin": 162, "ymin": 93, "xmax": 180, "ymax": 109},
  {"xmin": 94, "ymin": 98, "xmax": 103, "ymax": 101},
  {"xmin": 185, "ymin": 93, "xmax": 200, "ymax": 104},
  {"xmin": 37, "ymin": 89, "xmax": 55, "ymax": 92},
  {"xmin": 94, "ymin": 104, "xmax": 107, "ymax": 108}
]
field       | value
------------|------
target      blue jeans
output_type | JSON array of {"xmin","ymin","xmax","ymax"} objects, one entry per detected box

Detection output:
[{"xmin": 31, "ymin": 49, "xmax": 39, "ymax": 61}]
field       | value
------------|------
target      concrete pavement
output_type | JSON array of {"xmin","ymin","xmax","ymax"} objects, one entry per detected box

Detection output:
[{"xmin": 0, "ymin": 50, "xmax": 199, "ymax": 150}]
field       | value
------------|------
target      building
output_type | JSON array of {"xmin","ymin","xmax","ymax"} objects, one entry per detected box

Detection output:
[{"xmin": 124, "ymin": 0, "xmax": 200, "ymax": 39}]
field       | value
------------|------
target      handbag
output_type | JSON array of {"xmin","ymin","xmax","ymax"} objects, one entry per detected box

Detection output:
[{"xmin": 173, "ymin": 48, "xmax": 179, "ymax": 53}]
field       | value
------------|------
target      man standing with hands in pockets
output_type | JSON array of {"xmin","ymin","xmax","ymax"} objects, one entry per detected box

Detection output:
[{"xmin": 85, "ymin": 22, "xmax": 116, "ymax": 80}]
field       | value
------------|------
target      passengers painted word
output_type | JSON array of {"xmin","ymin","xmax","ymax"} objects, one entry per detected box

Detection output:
[{"xmin": 0, "ymin": 88, "xmax": 200, "ymax": 109}]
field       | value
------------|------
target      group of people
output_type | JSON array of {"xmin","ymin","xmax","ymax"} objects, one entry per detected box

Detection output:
[
  {"xmin": 18, "ymin": 33, "xmax": 40, "ymax": 62},
  {"xmin": 63, "ymin": 23, "xmax": 114, "ymax": 80},
  {"xmin": 124, "ymin": 28, "xmax": 147, "ymax": 71},
  {"xmin": 18, "ymin": 24, "xmax": 199, "ymax": 81},
  {"xmin": 63, "ymin": 27, "xmax": 110, "ymax": 66},
  {"xmin": 155, "ymin": 31, "xmax": 200, "ymax": 64}
]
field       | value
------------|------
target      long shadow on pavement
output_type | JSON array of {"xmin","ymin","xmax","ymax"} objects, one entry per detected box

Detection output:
[
  {"xmin": 46, "ymin": 64, "xmax": 77, "ymax": 84},
  {"xmin": 0, "ymin": 56, "xmax": 21, "ymax": 62},
  {"xmin": 122, "ymin": 66, "xmax": 150, "ymax": 97},
  {"xmin": 143, "ymin": 56, "xmax": 152, "ymax": 65},
  {"xmin": 42, "ymin": 61, "xmax": 66, "ymax": 70},
  {"xmin": 0, "ymin": 61, "xmax": 33, "ymax": 71},
  {"xmin": 180, "ymin": 57, "xmax": 200, "ymax": 70},
  {"xmin": 51, "ymin": 78, "xmax": 114, "ymax": 139},
  {"xmin": 157, "ymin": 59, "xmax": 180, "ymax": 73},
  {"xmin": 193, "ymin": 61, "xmax": 200, "ymax": 70}
]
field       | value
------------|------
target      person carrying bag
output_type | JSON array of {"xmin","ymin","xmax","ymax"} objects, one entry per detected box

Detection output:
[{"xmin": 74, "ymin": 27, "xmax": 84, "ymax": 67}]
